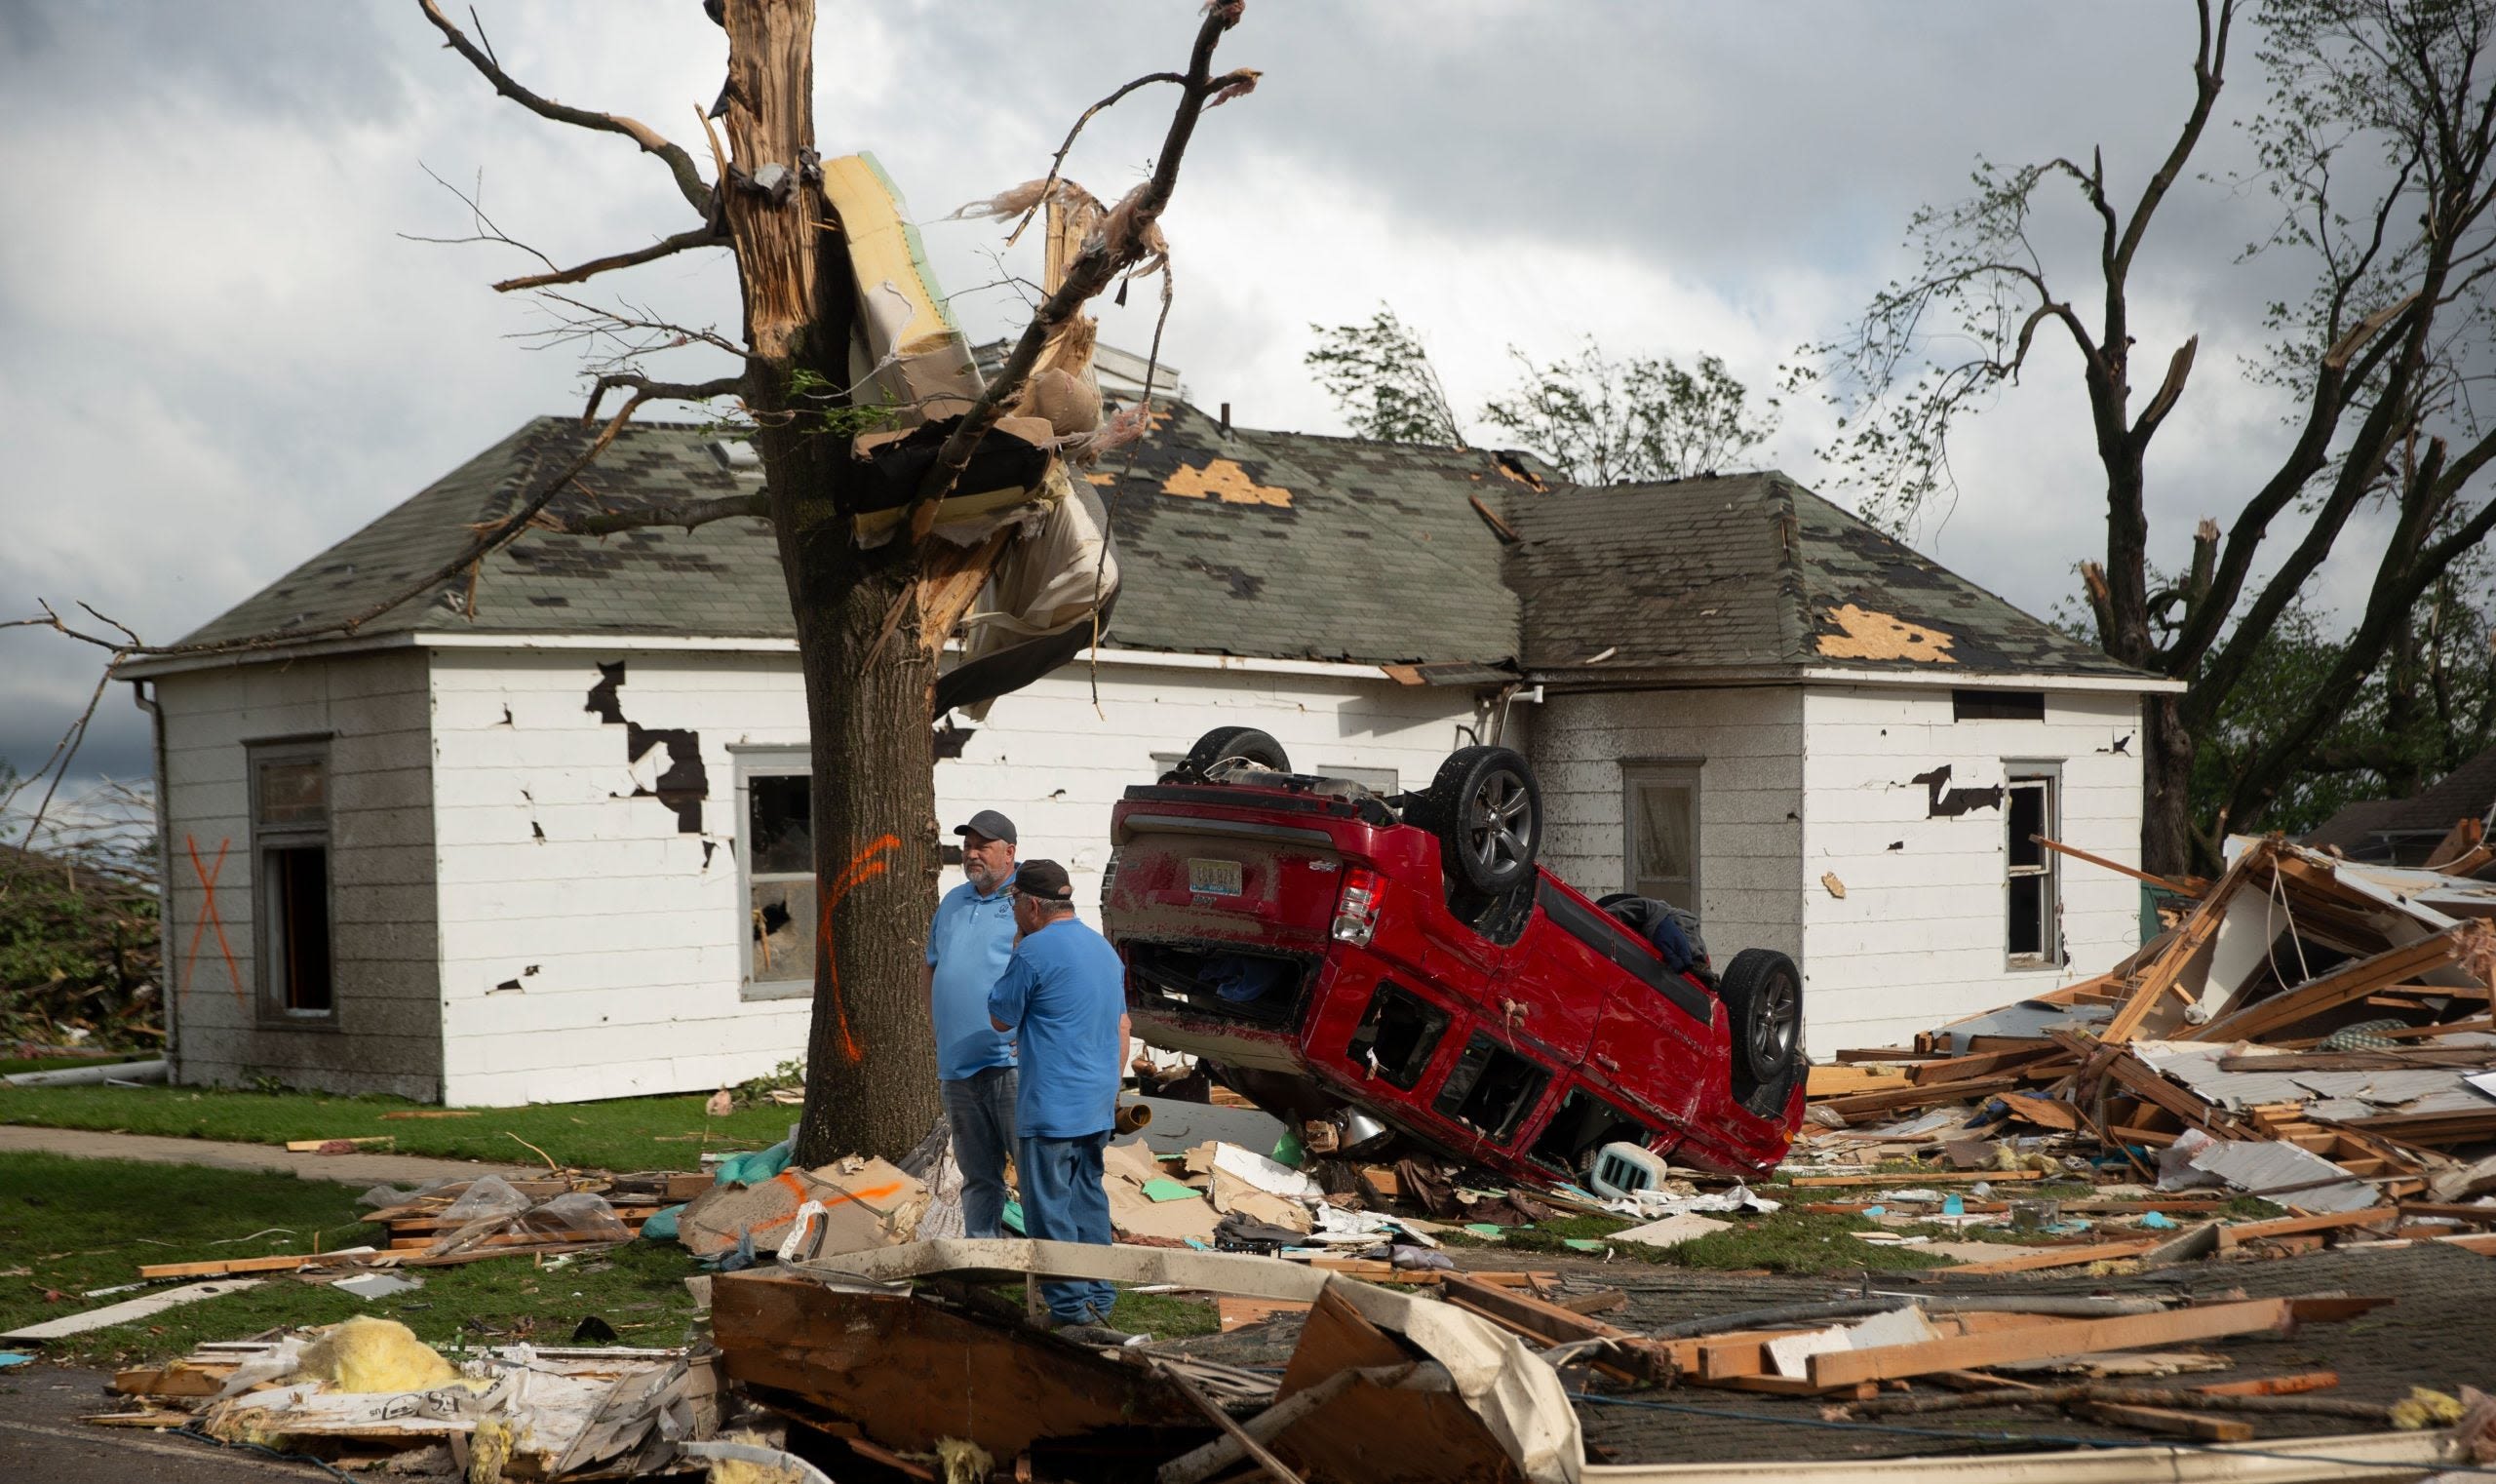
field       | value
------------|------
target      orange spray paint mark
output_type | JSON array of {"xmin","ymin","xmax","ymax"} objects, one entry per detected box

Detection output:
[
  {"xmin": 816, "ymin": 834, "xmax": 901, "ymax": 1064},
  {"xmin": 183, "ymin": 835, "xmax": 246, "ymax": 1007}
]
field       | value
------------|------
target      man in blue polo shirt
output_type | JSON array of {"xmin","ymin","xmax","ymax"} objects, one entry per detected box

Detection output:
[
  {"xmin": 925, "ymin": 808, "xmax": 1020, "ymax": 1238},
  {"xmin": 987, "ymin": 858, "xmax": 1128, "ymax": 1327}
]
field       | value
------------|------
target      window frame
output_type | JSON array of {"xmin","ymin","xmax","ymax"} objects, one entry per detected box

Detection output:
[
  {"xmin": 246, "ymin": 735, "xmax": 337, "ymax": 1028},
  {"xmin": 2004, "ymin": 763, "xmax": 2061, "ymax": 970},
  {"xmin": 734, "ymin": 748, "xmax": 815, "ymax": 1001},
  {"xmin": 1621, "ymin": 759, "xmax": 1703, "ymax": 911}
]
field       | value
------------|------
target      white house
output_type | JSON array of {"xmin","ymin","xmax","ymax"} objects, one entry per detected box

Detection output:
[{"xmin": 126, "ymin": 402, "xmax": 2175, "ymax": 1103}]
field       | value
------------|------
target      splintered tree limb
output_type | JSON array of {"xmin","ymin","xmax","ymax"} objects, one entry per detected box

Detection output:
[
  {"xmin": 557, "ymin": 489, "xmax": 768, "ymax": 537},
  {"xmin": 906, "ymin": 3, "xmax": 1250, "ymax": 535},
  {"xmin": 495, "ymin": 225, "xmax": 727, "ymax": 293},
  {"xmin": 416, "ymin": 0, "xmax": 713, "ymax": 215},
  {"xmin": 1001, "ymin": 66, "xmax": 1250, "ymax": 248}
]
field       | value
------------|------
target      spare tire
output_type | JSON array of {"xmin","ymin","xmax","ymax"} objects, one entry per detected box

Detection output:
[
  {"xmin": 1181, "ymin": 725, "xmax": 1290, "ymax": 779},
  {"xmin": 1718, "ymin": 948, "xmax": 1803, "ymax": 1105},
  {"xmin": 1423, "ymin": 746, "xmax": 1541, "ymax": 898}
]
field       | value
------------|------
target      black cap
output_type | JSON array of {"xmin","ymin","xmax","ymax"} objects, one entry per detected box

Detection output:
[
  {"xmin": 1012, "ymin": 859, "xmax": 1073, "ymax": 902},
  {"xmin": 952, "ymin": 809, "xmax": 1017, "ymax": 846}
]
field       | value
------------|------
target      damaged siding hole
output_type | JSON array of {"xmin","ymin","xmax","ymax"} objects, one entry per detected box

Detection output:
[{"xmin": 582, "ymin": 660, "xmax": 709, "ymax": 834}]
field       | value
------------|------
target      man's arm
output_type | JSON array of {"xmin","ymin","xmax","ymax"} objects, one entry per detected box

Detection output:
[{"xmin": 989, "ymin": 952, "xmax": 1031, "ymax": 1035}]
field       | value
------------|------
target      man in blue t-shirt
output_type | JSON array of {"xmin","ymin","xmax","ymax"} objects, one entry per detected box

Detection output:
[
  {"xmin": 987, "ymin": 858, "xmax": 1129, "ymax": 1327},
  {"xmin": 924, "ymin": 808, "xmax": 1021, "ymax": 1237}
]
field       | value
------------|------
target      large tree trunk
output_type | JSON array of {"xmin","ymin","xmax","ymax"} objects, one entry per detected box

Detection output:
[
  {"xmin": 2140, "ymin": 693, "xmax": 2201, "ymax": 878},
  {"xmin": 718, "ymin": 0, "xmax": 944, "ymax": 1163}
]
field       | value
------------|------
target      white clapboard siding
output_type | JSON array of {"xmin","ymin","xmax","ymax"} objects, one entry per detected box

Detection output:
[
  {"xmin": 429, "ymin": 646, "xmax": 1479, "ymax": 1106},
  {"xmin": 1799, "ymin": 683, "xmax": 2144, "ymax": 1047}
]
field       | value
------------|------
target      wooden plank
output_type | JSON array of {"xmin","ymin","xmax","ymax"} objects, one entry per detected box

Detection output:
[
  {"xmin": 136, "ymin": 1246, "xmax": 378, "ymax": 1279},
  {"xmin": 1943, "ymin": 1239, "xmax": 2160, "ymax": 1275},
  {"xmin": 2217, "ymin": 1208, "xmax": 2398, "ymax": 1251},
  {"xmin": 1999, "ymin": 1093, "xmax": 2085, "ymax": 1131},
  {"xmin": 1912, "ymin": 1048, "xmax": 2070, "ymax": 1086},
  {"xmin": 1805, "ymin": 1299, "xmax": 2295, "ymax": 1389},
  {"xmin": 1810, "ymin": 1065, "xmax": 1915, "ymax": 1097},
  {"xmin": 112, "ymin": 1364, "xmax": 234, "ymax": 1397},
  {"xmin": 2032, "ymin": 836, "xmax": 2201, "ymax": 895},
  {"xmin": 2, "ymin": 1279, "xmax": 264, "ymax": 1342},
  {"xmin": 2105, "ymin": 844, "xmax": 2265, "ymax": 1043},
  {"xmin": 282, "ymin": 1136, "xmax": 395, "ymax": 1152},
  {"xmin": 2107, "ymin": 1124, "xmax": 2181, "ymax": 1148},
  {"xmin": 2193, "ymin": 926, "xmax": 2479, "ymax": 1044},
  {"xmin": 1216, "ymin": 1297, "xmax": 1310, "ymax": 1332},
  {"xmin": 2195, "ymin": 1371, "xmax": 2338, "ymax": 1397},
  {"xmin": 2075, "ymin": 1400, "xmax": 2254, "ymax": 1443},
  {"xmin": 1817, "ymin": 1076, "xmax": 2022, "ymax": 1118}
]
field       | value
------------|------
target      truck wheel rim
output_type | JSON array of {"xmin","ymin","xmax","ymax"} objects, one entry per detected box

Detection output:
[
  {"xmin": 1465, "ymin": 769, "xmax": 1533, "ymax": 875},
  {"xmin": 1754, "ymin": 973, "xmax": 1798, "ymax": 1066}
]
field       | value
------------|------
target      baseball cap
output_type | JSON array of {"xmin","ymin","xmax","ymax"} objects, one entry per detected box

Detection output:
[
  {"xmin": 952, "ymin": 809, "xmax": 1017, "ymax": 845},
  {"xmin": 1012, "ymin": 859, "xmax": 1073, "ymax": 902}
]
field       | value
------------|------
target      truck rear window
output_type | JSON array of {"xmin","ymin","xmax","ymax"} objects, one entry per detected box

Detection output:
[
  {"xmin": 1432, "ymin": 1034, "xmax": 1551, "ymax": 1145},
  {"xmin": 1346, "ymin": 982, "xmax": 1449, "ymax": 1090}
]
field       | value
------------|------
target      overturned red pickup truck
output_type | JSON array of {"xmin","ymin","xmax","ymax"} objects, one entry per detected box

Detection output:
[{"xmin": 1101, "ymin": 727, "xmax": 1807, "ymax": 1189}]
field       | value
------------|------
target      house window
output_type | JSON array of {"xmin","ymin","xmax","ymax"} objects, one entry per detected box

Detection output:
[
  {"xmin": 249, "ymin": 742, "xmax": 333, "ymax": 1020},
  {"xmin": 1431, "ymin": 1033, "xmax": 1552, "ymax": 1144},
  {"xmin": 739, "ymin": 755, "xmax": 813, "ymax": 999},
  {"xmin": 1622, "ymin": 762, "xmax": 1700, "ymax": 911},
  {"xmin": 2007, "ymin": 770, "xmax": 2059, "ymax": 967}
]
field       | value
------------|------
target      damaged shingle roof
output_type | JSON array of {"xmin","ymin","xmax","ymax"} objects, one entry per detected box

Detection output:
[
  {"xmin": 1504, "ymin": 471, "xmax": 2147, "ymax": 682},
  {"xmin": 170, "ymin": 408, "xmax": 1526, "ymax": 668}
]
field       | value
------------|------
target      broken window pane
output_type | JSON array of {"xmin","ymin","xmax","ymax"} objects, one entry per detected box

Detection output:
[
  {"xmin": 748, "ymin": 774, "xmax": 812, "ymax": 877},
  {"xmin": 2008, "ymin": 873, "xmax": 2046, "ymax": 957},
  {"xmin": 751, "ymin": 878, "xmax": 817, "ymax": 981},
  {"xmin": 1625, "ymin": 768, "xmax": 1699, "ymax": 911},
  {"xmin": 746, "ymin": 770, "xmax": 813, "ymax": 986},
  {"xmin": 257, "ymin": 759, "xmax": 326, "ymax": 828},
  {"xmin": 2006, "ymin": 773, "xmax": 2056, "ymax": 964},
  {"xmin": 2008, "ymin": 781, "xmax": 2047, "ymax": 868},
  {"xmin": 1529, "ymin": 1086, "xmax": 1650, "ymax": 1177},
  {"xmin": 266, "ymin": 844, "xmax": 332, "ymax": 1012}
]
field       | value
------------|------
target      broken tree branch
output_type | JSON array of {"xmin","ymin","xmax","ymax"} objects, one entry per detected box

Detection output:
[
  {"xmin": 416, "ymin": 0, "xmax": 713, "ymax": 216},
  {"xmin": 556, "ymin": 488, "xmax": 767, "ymax": 537},
  {"xmin": 904, "ymin": 2, "xmax": 1248, "ymax": 539},
  {"xmin": 494, "ymin": 225, "xmax": 726, "ymax": 293},
  {"xmin": 581, "ymin": 371, "xmax": 743, "ymax": 426}
]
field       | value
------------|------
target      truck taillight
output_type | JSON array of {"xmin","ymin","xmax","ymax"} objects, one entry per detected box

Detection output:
[{"xmin": 1332, "ymin": 867, "xmax": 1383, "ymax": 946}]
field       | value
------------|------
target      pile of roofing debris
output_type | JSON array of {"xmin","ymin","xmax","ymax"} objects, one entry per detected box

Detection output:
[{"xmin": 1799, "ymin": 833, "xmax": 2496, "ymax": 1271}]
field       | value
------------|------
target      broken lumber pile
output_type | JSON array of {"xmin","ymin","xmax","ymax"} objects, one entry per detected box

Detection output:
[{"xmin": 1796, "ymin": 836, "xmax": 2496, "ymax": 1243}]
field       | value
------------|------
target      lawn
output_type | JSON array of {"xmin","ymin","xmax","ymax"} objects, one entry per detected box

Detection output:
[
  {"xmin": 0, "ymin": 1082, "xmax": 800, "ymax": 1172},
  {"xmin": 0, "ymin": 1153, "xmax": 1216, "ymax": 1367},
  {"xmin": 0, "ymin": 1152, "xmax": 710, "ymax": 1367}
]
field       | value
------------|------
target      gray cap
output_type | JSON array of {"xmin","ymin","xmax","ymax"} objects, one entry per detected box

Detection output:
[{"xmin": 953, "ymin": 809, "xmax": 1017, "ymax": 846}]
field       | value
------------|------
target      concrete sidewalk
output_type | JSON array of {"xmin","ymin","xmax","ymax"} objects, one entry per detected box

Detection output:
[{"xmin": 0, "ymin": 1124, "xmax": 534, "ymax": 1186}]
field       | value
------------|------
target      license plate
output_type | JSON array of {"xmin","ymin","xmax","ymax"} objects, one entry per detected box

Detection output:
[{"xmin": 1188, "ymin": 857, "xmax": 1243, "ymax": 897}]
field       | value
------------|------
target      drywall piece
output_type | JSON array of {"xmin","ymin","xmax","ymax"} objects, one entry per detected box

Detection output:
[
  {"xmin": 2, "ymin": 1279, "xmax": 263, "ymax": 1342},
  {"xmin": 1611, "ymin": 1213, "xmax": 1734, "ymax": 1249}
]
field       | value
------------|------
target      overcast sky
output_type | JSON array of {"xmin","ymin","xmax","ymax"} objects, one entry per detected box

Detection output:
[{"xmin": 0, "ymin": 1, "xmax": 2406, "ymax": 792}]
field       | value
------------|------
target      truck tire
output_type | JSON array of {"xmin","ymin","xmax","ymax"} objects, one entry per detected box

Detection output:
[
  {"xmin": 1422, "ymin": 746, "xmax": 1541, "ymax": 899},
  {"xmin": 1181, "ymin": 725, "xmax": 1290, "ymax": 778},
  {"xmin": 1719, "ymin": 948, "xmax": 1803, "ymax": 1108}
]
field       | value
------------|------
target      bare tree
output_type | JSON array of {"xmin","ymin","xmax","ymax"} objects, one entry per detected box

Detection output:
[
  {"xmin": 1802, "ymin": 0, "xmax": 2496, "ymax": 875},
  {"xmin": 386, "ymin": 0, "xmax": 1259, "ymax": 1160}
]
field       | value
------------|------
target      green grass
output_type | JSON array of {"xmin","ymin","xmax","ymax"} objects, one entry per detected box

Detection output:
[
  {"xmin": 0, "ymin": 1083, "xmax": 800, "ymax": 1172},
  {"xmin": 1108, "ymin": 1287, "xmax": 1221, "ymax": 1340},
  {"xmin": 0, "ymin": 1152, "xmax": 709, "ymax": 1367}
]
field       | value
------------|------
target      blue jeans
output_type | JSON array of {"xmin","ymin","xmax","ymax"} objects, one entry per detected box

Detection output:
[
  {"xmin": 941, "ymin": 1067, "xmax": 1018, "ymax": 1239},
  {"xmin": 1017, "ymin": 1131, "xmax": 1117, "ymax": 1324}
]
